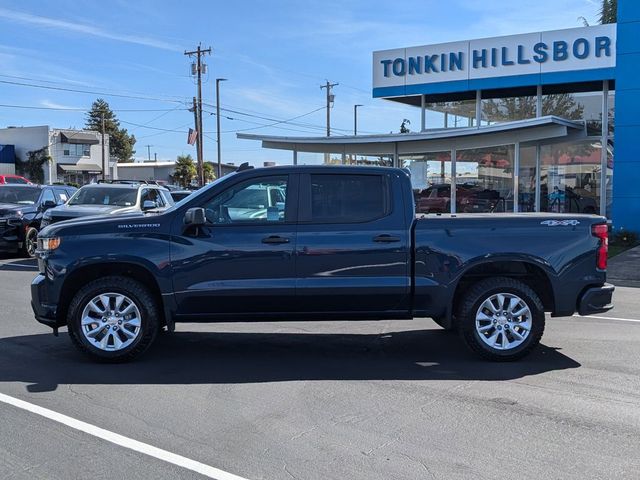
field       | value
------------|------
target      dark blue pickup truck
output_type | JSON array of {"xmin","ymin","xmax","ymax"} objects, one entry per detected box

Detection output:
[{"xmin": 31, "ymin": 165, "xmax": 614, "ymax": 362}]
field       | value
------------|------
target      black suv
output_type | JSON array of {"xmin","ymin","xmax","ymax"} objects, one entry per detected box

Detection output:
[{"xmin": 0, "ymin": 184, "xmax": 76, "ymax": 257}]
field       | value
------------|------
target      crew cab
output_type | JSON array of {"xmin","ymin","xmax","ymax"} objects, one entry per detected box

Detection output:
[{"xmin": 31, "ymin": 166, "xmax": 614, "ymax": 362}]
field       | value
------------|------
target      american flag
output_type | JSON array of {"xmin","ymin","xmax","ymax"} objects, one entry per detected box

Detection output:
[{"xmin": 187, "ymin": 128, "xmax": 198, "ymax": 145}]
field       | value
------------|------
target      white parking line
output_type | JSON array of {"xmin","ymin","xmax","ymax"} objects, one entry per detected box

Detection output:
[
  {"xmin": 0, "ymin": 392, "xmax": 249, "ymax": 480},
  {"xmin": 573, "ymin": 314, "xmax": 640, "ymax": 324},
  {"xmin": 0, "ymin": 262, "xmax": 37, "ymax": 269}
]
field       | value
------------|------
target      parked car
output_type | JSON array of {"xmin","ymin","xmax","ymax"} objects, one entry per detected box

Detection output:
[
  {"xmin": 31, "ymin": 165, "xmax": 613, "ymax": 363},
  {"xmin": 0, "ymin": 174, "xmax": 32, "ymax": 185},
  {"xmin": 540, "ymin": 185, "xmax": 598, "ymax": 214},
  {"xmin": 0, "ymin": 184, "xmax": 76, "ymax": 256},
  {"xmin": 415, "ymin": 184, "xmax": 504, "ymax": 213},
  {"xmin": 40, "ymin": 183, "xmax": 174, "ymax": 228}
]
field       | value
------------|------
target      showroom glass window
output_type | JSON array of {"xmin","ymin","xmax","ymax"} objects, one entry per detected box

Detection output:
[
  {"xmin": 425, "ymin": 99, "xmax": 477, "ymax": 129},
  {"xmin": 481, "ymin": 89, "xmax": 537, "ymax": 125},
  {"xmin": 455, "ymin": 145, "xmax": 515, "ymax": 213},
  {"xmin": 401, "ymin": 152, "xmax": 453, "ymax": 213},
  {"xmin": 539, "ymin": 140, "xmax": 601, "ymax": 214},
  {"xmin": 519, "ymin": 146, "xmax": 537, "ymax": 212}
]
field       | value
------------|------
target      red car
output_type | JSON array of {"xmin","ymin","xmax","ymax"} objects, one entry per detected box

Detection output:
[{"xmin": 0, "ymin": 174, "xmax": 32, "ymax": 185}]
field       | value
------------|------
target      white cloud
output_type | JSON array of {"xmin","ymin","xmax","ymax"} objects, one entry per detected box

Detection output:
[
  {"xmin": 0, "ymin": 7, "xmax": 182, "ymax": 52},
  {"xmin": 40, "ymin": 99, "xmax": 80, "ymax": 110}
]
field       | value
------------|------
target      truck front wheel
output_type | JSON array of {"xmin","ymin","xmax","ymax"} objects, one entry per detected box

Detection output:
[
  {"xmin": 457, "ymin": 277, "xmax": 545, "ymax": 361},
  {"xmin": 67, "ymin": 276, "xmax": 159, "ymax": 362}
]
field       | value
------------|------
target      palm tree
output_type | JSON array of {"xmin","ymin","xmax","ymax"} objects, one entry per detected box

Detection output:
[{"xmin": 599, "ymin": 0, "xmax": 617, "ymax": 24}]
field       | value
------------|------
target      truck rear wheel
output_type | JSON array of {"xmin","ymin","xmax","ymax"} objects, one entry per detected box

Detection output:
[
  {"xmin": 67, "ymin": 276, "xmax": 159, "ymax": 362},
  {"xmin": 457, "ymin": 277, "xmax": 545, "ymax": 361}
]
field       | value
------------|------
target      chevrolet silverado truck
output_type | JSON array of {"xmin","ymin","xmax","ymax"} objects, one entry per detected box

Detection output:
[{"xmin": 31, "ymin": 165, "xmax": 614, "ymax": 362}]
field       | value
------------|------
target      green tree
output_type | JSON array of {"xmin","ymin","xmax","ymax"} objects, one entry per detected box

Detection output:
[
  {"xmin": 173, "ymin": 154, "xmax": 197, "ymax": 187},
  {"xmin": 15, "ymin": 147, "xmax": 50, "ymax": 184},
  {"xmin": 599, "ymin": 0, "xmax": 617, "ymax": 24},
  {"xmin": 203, "ymin": 162, "xmax": 216, "ymax": 183},
  {"xmin": 400, "ymin": 119, "xmax": 411, "ymax": 133},
  {"xmin": 85, "ymin": 99, "xmax": 136, "ymax": 162}
]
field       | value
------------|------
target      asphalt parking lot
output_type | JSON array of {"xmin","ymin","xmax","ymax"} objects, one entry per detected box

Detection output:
[{"xmin": 0, "ymin": 256, "xmax": 639, "ymax": 480}]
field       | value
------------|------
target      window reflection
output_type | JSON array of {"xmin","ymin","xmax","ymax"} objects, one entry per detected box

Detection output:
[
  {"xmin": 519, "ymin": 146, "xmax": 537, "ymax": 212},
  {"xmin": 482, "ymin": 96, "xmax": 537, "ymax": 124},
  {"xmin": 542, "ymin": 91, "xmax": 603, "ymax": 135},
  {"xmin": 402, "ymin": 152, "xmax": 453, "ymax": 213},
  {"xmin": 456, "ymin": 146, "xmax": 514, "ymax": 213},
  {"xmin": 540, "ymin": 141, "xmax": 601, "ymax": 214}
]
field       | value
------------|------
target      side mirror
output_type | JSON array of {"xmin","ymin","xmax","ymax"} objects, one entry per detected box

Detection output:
[
  {"xmin": 142, "ymin": 200, "xmax": 157, "ymax": 210},
  {"xmin": 42, "ymin": 199, "xmax": 56, "ymax": 210},
  {"xmin": 184, "ymin": 207, "xmax": 206, "ymax": 226}
]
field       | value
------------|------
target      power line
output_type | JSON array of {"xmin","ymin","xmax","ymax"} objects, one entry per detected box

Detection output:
[
  {"xmin": 204, "ymin": 106, "xmax": 325, "ymax": 133},
  {"xmin": 0, "ymin": 103, "xmax": 184, "ymax": 112},
  {"xmin": 0, "ymin": 78, "xmax": 187, "ymax": 104}
]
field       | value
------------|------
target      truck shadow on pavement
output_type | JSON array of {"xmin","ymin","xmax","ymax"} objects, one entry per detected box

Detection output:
[{"xmin": 0, "ymin": 328, "xmax": 581, "ymax": 393}]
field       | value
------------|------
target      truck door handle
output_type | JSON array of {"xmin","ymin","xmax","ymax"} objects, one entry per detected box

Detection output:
[
  {"xmin": 262, "ymin": 235, "xmax": 290, "ymax": 244},
  {"xmin": 373, "ymin": 234, "xmax": 401, "ymax": 243}
]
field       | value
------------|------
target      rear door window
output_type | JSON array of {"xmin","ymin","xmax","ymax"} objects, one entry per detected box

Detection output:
[
  {"xmin": 54, "ymin": 188, "xmax": 69, "ymax": 204},
  {"xmin": 307, "ymin": 174, "xmax": 389, "ymax": 223}
]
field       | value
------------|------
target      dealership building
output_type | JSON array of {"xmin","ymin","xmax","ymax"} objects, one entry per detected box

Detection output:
[{"xmin": 240, "ymin": 3, "xmax": 640, "ymax": 232}]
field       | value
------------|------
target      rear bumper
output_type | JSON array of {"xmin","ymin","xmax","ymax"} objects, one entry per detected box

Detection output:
[{"xmin": 578, "ymin": 283, "xmax": 615, "ymax": 316}]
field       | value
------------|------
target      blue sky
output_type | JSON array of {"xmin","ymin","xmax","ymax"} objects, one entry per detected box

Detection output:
[{"xmin": 0, "ymin": 0, "xmax": 602, "ymax": 166}]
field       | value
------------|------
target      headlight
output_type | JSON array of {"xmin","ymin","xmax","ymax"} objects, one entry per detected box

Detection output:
[{"xmin": 38, "ymin": 237, "xmax": 61, "ymax": 251}]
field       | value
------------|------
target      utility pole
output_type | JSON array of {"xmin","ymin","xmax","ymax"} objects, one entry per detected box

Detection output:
[
  {"xmin": 320, "ymin": 81, "xmax": 338, "ymax": 137},
  {"xmin": 101, "ymin": 113, "xmax": 106, "ymax": 180},
  {"xmin": 145, "ymin": 145, "xmax": 152, "ymax": 162},
  {"xmin": 185, "ymin": 44, "xmax": 211, "ymax": 186},
  {"xmin": 354, "ymin": 104, "xmax": 363, "ymax": 136},
  {"xmin": 216, "ymin": 78, "xmax": 227, "ymax": 179},
  {"xmin": 190, "ymin": 96, "xmax": 200, "ymax": 171},
  {"xmin": 154, "ymin": 152, "xmax": 157, "ymax": 162}
]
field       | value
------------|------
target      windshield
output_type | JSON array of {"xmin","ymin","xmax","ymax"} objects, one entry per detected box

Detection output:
[
  {"xmin": 68, "ymin": 187, "xmax": 138, "ymax": 206},
  {"xmin": 0, "ymin": 186, "xmax": 40, "ymax": 205}
]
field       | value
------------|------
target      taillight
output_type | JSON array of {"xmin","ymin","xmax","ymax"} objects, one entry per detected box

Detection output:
[{"xmin": 592, "ymin": 224, "xmax": 608, "ymax": 270}]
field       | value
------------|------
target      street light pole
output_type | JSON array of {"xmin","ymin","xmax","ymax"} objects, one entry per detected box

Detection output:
[
  {"xmin": 354, "ymin": 104, "xmax": 363, "ymax": 136},
  {"xmin": 216, "ymin": 78, "xmax": 227, "ymax": 179}
]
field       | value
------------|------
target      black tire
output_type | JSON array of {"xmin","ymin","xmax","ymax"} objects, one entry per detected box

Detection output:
[
  {"xmin": 67, "ymin": 276, "xmax": 159, "ymax": 362},
  {"xmin": 22, "ymin": 227, "xmax": 38, "ymax": 258},
  {"xmin": 456, "ymin": 277, "xmax": 545, "ymax": 361}
]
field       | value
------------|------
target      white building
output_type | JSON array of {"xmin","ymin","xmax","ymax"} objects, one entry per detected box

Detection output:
[{"xmin": 0, "ymin": 125, "xmax": 112, "ymax": 184}]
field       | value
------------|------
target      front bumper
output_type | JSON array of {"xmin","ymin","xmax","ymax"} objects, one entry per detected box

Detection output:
[
  {"xmin": 31, "ymin": 273, "xmax": 64, "ymax": 329},
  {"xmin": 0, "ymin": 225, "xmax": 22, "ymax": 252},
  {"xmin": 578, "ymin": 283, "xmax": 615, "ymax": 316}
]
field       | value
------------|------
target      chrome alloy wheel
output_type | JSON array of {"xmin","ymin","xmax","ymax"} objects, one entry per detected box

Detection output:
[
  {"xmin": 475, "ymin": 293, "xmax": 532, "ymax": 351},
  {"xmin": 25, "ymin": 229, "xmax": 37, "ymax": 257},
  {"xmin": 80, "ymin": 293, "xmax": 142, "ymax": 351}
]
